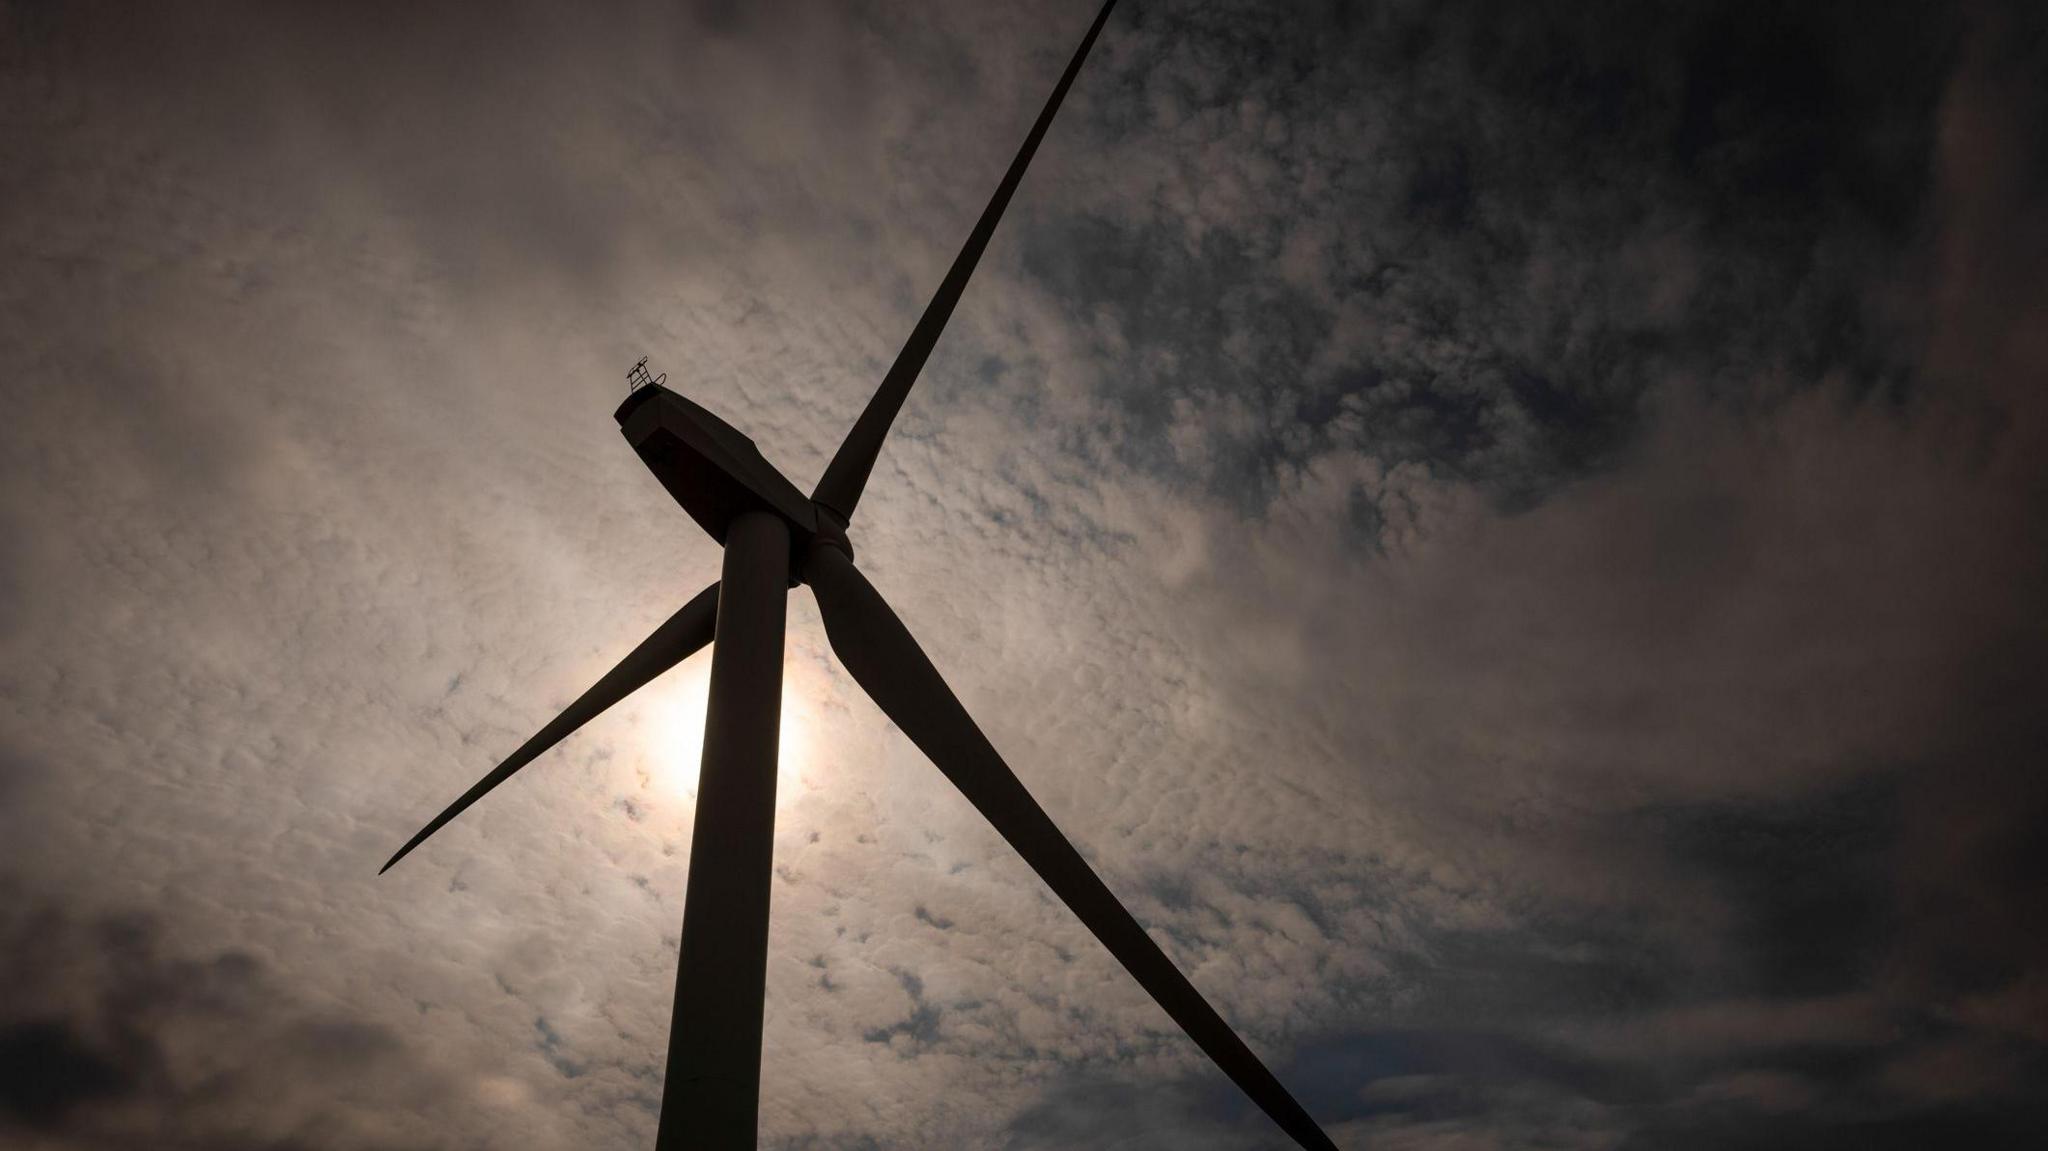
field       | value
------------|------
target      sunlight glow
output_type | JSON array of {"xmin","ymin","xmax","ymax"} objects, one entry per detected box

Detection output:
[{"xmin": 641, "ymin": 656, "xmax": 814, "ymax": 807}]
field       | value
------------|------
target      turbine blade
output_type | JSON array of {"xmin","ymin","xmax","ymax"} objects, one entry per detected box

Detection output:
[
  {"xmin": 380, "ymin": 582, "xmax": 721, "ymax": 875},
  {"xmin": 810, "ymin": 0, "xmax": 1118, "ymax": 524},
  {"xmin": 801, "ymin": 547, "xmax": 1336, "ymax": 1151}
]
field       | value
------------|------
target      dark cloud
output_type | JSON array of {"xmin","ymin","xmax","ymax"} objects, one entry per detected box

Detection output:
[
  {"xmin": 1016, "ymin": 0, "xmax": 1959, "ymax": 517},
  {"xmin": 0, "ymin": 892, "xmax": 458, "ymax": 1149},
  {"xmin": 1646, "ymin": 778, "xmax": 1897, "ymax": 999},
  {"xmin": 0, "ymin": 1020, "xmax": 134, "ymax": 1129}
]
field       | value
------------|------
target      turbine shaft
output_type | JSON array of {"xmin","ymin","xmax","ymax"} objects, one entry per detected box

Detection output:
[
  {"xmin": 801, "ymin": 545, "xmax": 1338, "ymax": 1151},
  {"xmin": 811, "ymin": 0, "xmax": 1119, "ymax": 523},
  {"xmin": 379, "ymin": 581, "xmax": 721, "ymax": 875},
  {"xmin": 659, "ymin": 514, "xmax": 790, "ymax": 1150}
]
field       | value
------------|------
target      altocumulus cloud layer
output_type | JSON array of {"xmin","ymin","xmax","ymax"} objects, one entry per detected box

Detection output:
[{"xmin": 3, "ymin": 0, "xmax": 2045, "ymax": 1147}]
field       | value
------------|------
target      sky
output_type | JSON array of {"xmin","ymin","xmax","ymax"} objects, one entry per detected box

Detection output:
[{"xmin": 2, "ymin": 0, "xmax": 2045, "ymax": 1147}]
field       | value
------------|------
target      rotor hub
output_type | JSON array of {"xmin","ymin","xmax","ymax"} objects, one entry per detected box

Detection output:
[{"xmin": 799, "ymin": 507, "xmax": 855, "ymax": 582}]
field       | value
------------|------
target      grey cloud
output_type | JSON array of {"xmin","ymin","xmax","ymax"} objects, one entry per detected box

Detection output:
[
  {"xmin": 1002, "ymin": 0, "xmax": 1955, "ymax": 517},
  {"xmin": 0, "ymin": 891, "xmax": 465, "ymax": 1150}
]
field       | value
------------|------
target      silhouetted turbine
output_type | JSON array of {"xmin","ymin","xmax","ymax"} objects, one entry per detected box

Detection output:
[{"xmin": 382, "ymin": 3, "xmax": 1337, "ymax": 1148}]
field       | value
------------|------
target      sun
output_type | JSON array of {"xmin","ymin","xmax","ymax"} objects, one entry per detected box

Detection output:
[{"xmin": 639, "ymin": 656, "xmax": 813, "ymax": 806}]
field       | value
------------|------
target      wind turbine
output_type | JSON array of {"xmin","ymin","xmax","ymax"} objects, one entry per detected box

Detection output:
[{"xmin": 382, "ymin": 3, "xmax": 1337, "ymax": 1148}]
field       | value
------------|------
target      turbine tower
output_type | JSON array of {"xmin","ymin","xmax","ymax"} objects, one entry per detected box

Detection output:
[{"xmin": 383, "ymin": 3, "xmax": 1337, "ymax": 1147}]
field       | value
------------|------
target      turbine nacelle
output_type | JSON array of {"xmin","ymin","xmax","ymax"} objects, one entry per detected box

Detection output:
[{"xmin": 617, "ymin": 385, "xmax": 823, "ymax": 579}]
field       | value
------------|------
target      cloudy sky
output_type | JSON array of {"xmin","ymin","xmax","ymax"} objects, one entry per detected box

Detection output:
[{"xmin": 4, "ymin": 0, "xmax": 2045, "ymax": 1146}]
